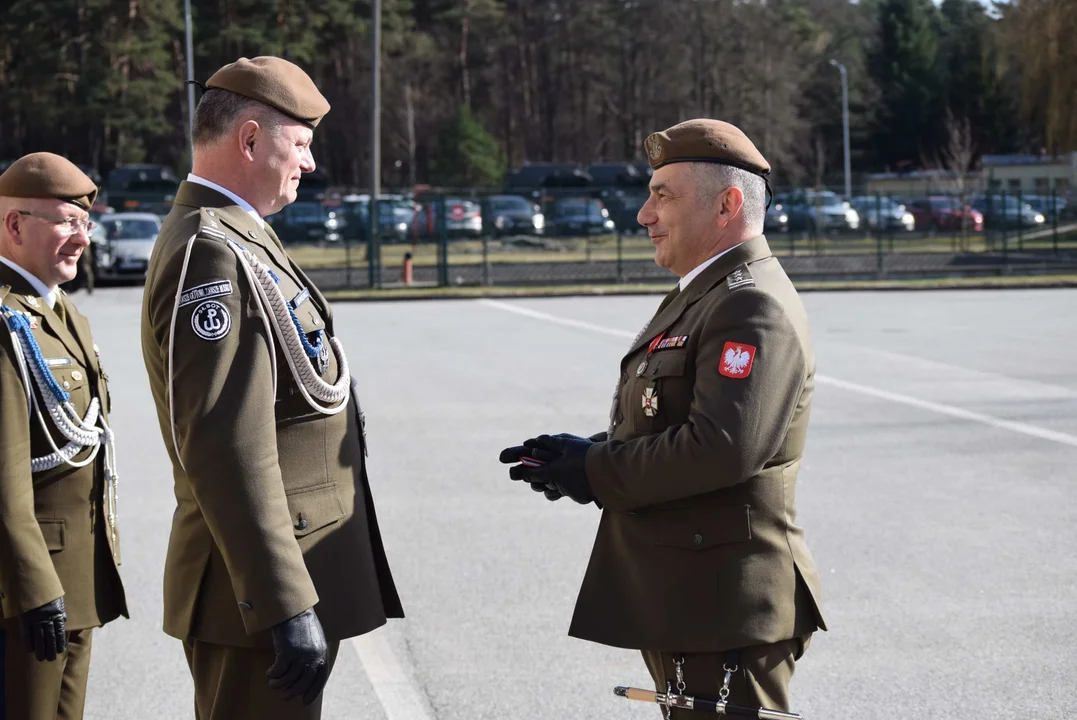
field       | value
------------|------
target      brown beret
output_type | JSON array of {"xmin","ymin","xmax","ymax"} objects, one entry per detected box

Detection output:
[
  {"xmin": 205, "ymin": 56, "xmax": 330, "ymax": 128},
  {"xmin": 0, "ymin": 152, "xmax": 98, "ymax": 209},
  {"xmin": 645, "ymin": 119, "xmax": 770, "ymax": 177}
]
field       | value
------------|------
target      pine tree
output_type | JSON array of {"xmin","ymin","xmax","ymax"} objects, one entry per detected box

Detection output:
[
  {"xmin": 867, "ymin": 0, "xmax": 945, "ymax": 169},
  {"xmin": 431, "ymin": 104, "xmax": 504, "ymax": 187}
]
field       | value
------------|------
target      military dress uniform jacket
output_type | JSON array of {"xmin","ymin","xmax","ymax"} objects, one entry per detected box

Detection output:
[
  {"xmin": 141, "ymin": 182, "xmax": 402, "ymax": 648},
  {"xmin": 573, "ymin": 236, "xmax": 826, "ymax": 653},
  {"xmin": 0, "ymin": 267, "xmax": 127, "ymax": 630}
]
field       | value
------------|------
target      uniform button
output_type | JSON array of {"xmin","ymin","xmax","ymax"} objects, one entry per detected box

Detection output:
[
  {"xmin": 63, "ymin": 381, "xmax": 70, "ymax": 389},
  {"xmin": 693, "ymin": 533, "xmax": 703, "ymax": 545},
  {"xmin": 295, "ymin": 514, "xmax": 308, "ymax": 531}
]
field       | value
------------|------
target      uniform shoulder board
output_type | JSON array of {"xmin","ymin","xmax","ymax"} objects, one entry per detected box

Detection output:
[
  {"xmin": 726, "ymin": 263, "xmax": 755, "ymax": 291},
  {"xmin": 196, "ymin": 208, "xmax": 229, "ymax": 242}
]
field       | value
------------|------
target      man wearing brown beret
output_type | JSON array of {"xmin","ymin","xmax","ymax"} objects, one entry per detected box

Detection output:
[
  {"xmin": 501, "ymin": 119, "xmax": 827, "ymax": 716},
  {"xmin": 0, "ymin": 153, "xmax": 127, "ymax": 719},
  {"xmin": 140, "ymin": 56, "xmax": 403, "ymax": 719}
]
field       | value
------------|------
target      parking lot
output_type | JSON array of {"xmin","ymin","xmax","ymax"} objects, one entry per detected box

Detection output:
[{"xmin": 69, "ymin": 286, "xmax": 1075, "ymax": 719}]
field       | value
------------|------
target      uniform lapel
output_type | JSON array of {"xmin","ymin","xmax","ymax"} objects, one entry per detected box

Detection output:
[
  {"xmin": 624, "ymin": 235, "xmax": 775, "ymax": 356},
  {"xmin": 62, "ymin": 295, "xmax": 101, "ymax": 377},
  {"xmin": 0, "ymin": 265, "xmax": 87, "ymax": 364}
]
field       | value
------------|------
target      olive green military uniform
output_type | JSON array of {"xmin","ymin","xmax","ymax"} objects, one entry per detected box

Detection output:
[
  {"xmin": 140, "ymin": 181, "xmax": 403, "ymax": 719},
  {"xmin": 573, "ymin": 235, "xmax": 826, "ymax": 715},
  {"xmin": 0, "ymin": 270, "xmax": 127, "ymax": 720}
]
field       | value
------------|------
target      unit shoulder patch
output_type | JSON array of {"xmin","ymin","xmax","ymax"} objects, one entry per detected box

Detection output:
[
  {"xmin": 179, "ymin": 280, "xmax": 234, "ymax": 308},
  {"xmin": 726, "ymin": 264, "xmax": 755, "ymax": 291},
  {"xmin": 190, "ymin": 300, "xmax": 231, "ymax": 341}
]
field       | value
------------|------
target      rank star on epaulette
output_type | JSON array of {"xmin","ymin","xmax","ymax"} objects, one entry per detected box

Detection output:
[{"xmin": 727, "ymin": 266, "xmax": 755, "ymax": 291}]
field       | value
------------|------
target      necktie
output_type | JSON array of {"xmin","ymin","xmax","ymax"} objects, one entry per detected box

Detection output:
[{"xmin": 53, "ymin": 296, "xmax": 67, "ymax": 326}]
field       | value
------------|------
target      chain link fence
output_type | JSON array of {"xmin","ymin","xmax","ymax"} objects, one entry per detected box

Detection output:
[{"xmin": 270, "ymin": 183, "xmax": 1077, "ymax": 292}]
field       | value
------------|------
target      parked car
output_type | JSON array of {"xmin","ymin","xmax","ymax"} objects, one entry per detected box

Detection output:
[
  {"xmin": 849, "ymin": 196, "xmax": 915, "ymax": 232},
  {"xmin": 764, "ymin": 202, "xmax": 789, "ymax": 233},
  {"xmin": 773, "ymin": 190, "xmax": 859, "ymax": 233},
  {"xmin": 1022, "ymin": 194, "xmax": 1069, "ymax": 219},
  {"xmin": 266, "ymin": 201, "xmax": 344, "ymax": 244},
  {"xmin": 483, "ymin": 195, "xmax": 544, "ymax": 236},
  {"xmin": 904, "ymin": 196, "xmax": 983, "ymax": 231},
  {"xmin": 970, "ymin": 194, "xmax": 1045, "ymax": 229},
  {"xmin": 412, "ymin": 197, "xmax": 483, "ymax": 238},
  {"xmin": 547, "ymin": 197, "xmax": 616, "ymax": 236},
  {"xmin": 94, "ymin": 212, "xmax": 162, "ymax": 280},
  {"xmin": 338, "ymin": 194, "xmax": 416, "ymax": 244}
]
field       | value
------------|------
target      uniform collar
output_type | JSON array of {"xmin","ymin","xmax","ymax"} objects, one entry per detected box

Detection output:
[
  {"xmin": 678, "ymin": 242, "xmax": 744, "ymax": 292},
  {"xmin": 0, "ymin": 254, "xmax": 57, "ymax": 309},
  {"xmin": 186, "ymin": 173, "xmax": 265, "ymax": 229}
]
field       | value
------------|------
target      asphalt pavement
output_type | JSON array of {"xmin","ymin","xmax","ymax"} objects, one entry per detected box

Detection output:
[{"xmin": 67, "ymin": 285, "xmax": 1075, "ymax": 719}]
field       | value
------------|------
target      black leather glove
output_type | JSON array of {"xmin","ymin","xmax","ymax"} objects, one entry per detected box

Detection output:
[
  {"xmin": 20, "ymin": 596, "xmax": 66, "ymax": 662},
  {"xmin": 499, "ymin": 438, "xmax": 560, "ymax": 499},
  {"xmin": 511, "ymin": 434, "xmax": 595, "ymax": 505},
  {"xmin": 266, "ymin": 608, "xmax": 330, "ymax": 705}
]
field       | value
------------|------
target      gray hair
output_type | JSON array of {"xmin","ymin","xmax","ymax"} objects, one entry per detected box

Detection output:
[
  {"xmin": 192, "ymin": 88, "xmax": 283, "ymax": 148},
  {"xmin": 688, "ymin": 163, "xmax": 766, "ymax": 235}
]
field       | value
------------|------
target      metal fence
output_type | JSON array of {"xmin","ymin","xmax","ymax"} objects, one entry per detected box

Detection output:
[{"xmin": 276, "ymin": 184, "xmax": 1077, "ymax": 292}]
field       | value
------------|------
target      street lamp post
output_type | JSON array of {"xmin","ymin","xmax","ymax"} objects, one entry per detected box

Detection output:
[
  {"xmin": 829, "ymin": 59, "xmax": 851, "ymax": 200},
  {"xmin": 184, "ymin": 0, "xmax": 195, "ymax": 165},
  {"xmin": 369, "ymin": 0, "xmax": 382, "ymax": 289}
]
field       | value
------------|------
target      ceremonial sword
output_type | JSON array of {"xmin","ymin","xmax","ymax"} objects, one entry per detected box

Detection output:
[{"xmin": 614, "ymin": 686, "xmax": 802, "ymax": 719}]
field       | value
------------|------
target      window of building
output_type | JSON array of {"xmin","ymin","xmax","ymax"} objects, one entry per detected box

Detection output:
[
  {"xmin": 1007, "ymin": 179, "xmax": 1021, "ymax": 192},
  {"xmin": 1035, "ymin": 177, "xmax": 1049, "ymax": 191}
]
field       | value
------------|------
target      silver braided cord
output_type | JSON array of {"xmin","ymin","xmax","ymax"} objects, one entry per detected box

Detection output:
[
  {"xmin": 6, "ymin": 323, "xmax": 106, "ymax": 472},
  {"xmin": 226, "ymin": 239, "xmax": 349, "ymax": 415}
]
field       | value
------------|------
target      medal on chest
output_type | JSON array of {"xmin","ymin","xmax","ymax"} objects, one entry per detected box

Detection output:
[{"xmin": 642, "ymin": 386, "xmax": 659, "ymax": 417}]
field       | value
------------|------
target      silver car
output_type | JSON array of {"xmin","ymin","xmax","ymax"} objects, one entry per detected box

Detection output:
[{"xmin": 95, "ymin": 212, "xmax": 162, "ymax": 280}]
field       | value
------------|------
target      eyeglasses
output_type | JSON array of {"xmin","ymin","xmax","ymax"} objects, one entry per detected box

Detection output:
[{"xmin": 16, "ymin": 210, "xmax": 97, "ymax": 237}]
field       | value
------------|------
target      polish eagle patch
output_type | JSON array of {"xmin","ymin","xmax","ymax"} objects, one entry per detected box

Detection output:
[{"xmin": 719, "ymin": 342, "xmax": 756, "ymax": 378}]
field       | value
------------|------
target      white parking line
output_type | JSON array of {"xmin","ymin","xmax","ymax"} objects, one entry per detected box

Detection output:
[
  {"xmin": 479, "ymin": 298, "xmax": 1077, "ymax": 449},
  {"xmin": 351, "ymin": 627, "xmax": 438, "ymax": 720}
]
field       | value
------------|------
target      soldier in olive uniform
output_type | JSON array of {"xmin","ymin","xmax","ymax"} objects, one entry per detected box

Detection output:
[
  {"xmin": 0, "ymin": 153, "xmax": 127, "ymax": 719},
  {"xmin": 501, "ymin": 120, "xmax": 826, "ymax": 716},
  {"xmin": 140, "ymin": 57, "xmax": 402, "ymax": 720}
]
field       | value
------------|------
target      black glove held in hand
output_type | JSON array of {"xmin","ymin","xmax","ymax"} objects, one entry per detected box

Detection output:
[
  {"xmin": 512, "ymin": 434, "xmax": 596, "ymax": 505},
  {"xmin": 267, "ymin": 608, "xmax": 330, "ymax": 705},
  {"xmin": 20, "ymin": 596, "xmax": 66, "ymax": 661}
]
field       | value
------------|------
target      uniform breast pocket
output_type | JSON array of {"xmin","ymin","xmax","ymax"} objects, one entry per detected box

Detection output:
[
  {"xmin": 636, "ymin": 350, "xmax": 690, "ymax": 426},
  {"xmin": 51, "ymin": 366, "xmax": 91, "ymax": 407}
]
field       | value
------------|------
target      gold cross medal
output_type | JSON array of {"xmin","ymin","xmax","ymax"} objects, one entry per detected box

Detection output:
[{"xmin": 642, "ymin": 387, "xmax": 659, "ymax": 417}]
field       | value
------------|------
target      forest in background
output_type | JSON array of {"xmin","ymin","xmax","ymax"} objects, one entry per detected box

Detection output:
[{"xmin": 0, "ymin": 0, "xmax": 1074, "ymax": 188}]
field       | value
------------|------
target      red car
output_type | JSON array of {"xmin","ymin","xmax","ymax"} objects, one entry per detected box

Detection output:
[{"xmin": 906, "ymin": 196, "xmax": 984, "ymax": 231}]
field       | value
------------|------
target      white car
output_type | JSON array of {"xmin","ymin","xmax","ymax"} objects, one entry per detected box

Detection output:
[{"xmin": 94, "ymin": 212, "xmax": 162, "ymax": 280}]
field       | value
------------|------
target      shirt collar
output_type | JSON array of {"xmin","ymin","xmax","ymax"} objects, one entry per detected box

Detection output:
[
  {"xmin": 186, "ymin": 173, "xmax": 265, "ymax": 229},
  {"xmin": 0, "ymin": 255, "xmax": 57, "ymax": 309},
  {"xmin": 678, "ymin": 242, "xmax": 743, "ymax": 292}
]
